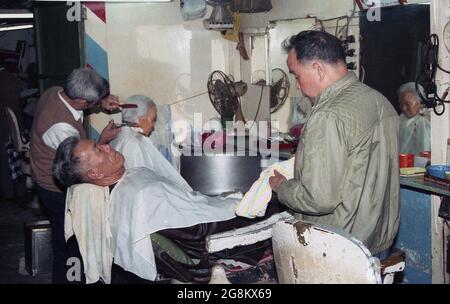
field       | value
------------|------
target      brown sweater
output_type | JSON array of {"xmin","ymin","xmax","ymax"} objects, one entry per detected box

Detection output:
[{"xmin": 30, "ymin": 86, "xmax": 86, "ymax": 192}]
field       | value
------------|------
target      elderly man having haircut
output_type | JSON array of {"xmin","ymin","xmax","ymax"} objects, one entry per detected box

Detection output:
[
  {"xmin": 109, "ymin": 95, "xmax": 191, "ymax": 190},
  {"xmin": 30, "ymin": 67, "xmax": 121, "ymax": 283},
  {"xmin": 52, "ymin": 137, "xmax": 286, "ymax": 282},
  {"xmin": 397, "ymin": 82, "xmax": 431, "ymax": 155}
]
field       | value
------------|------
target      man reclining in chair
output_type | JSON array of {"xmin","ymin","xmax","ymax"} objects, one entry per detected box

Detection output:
[{"xmin": 53, "ymin": 136, "xmax": 286, "ymax": 283}]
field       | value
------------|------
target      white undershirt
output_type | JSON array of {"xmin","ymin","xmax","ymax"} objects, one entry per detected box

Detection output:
[{"xmin": 42, "ymin": 90, "xmax": 84, "ymax": 150}]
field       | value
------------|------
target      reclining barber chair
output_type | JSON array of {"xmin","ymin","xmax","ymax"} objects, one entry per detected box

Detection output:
[
  {"xmin": 65, "ymin": 182, "xmax": 292, "ymax": 284},
  {"xmin": 67, "ymin": 184, "xmax": 405, "ymax": 284},
  {"xmin": 153, "ymin": 211, "xmax": 293, "ymax": 284},
  {"xmin": 207, "ymin": 216, "xmax": 405, "ymax": 284},
  {"xmin": 271, "ymin": 218, "xmax": 405, "ymax": 284}
]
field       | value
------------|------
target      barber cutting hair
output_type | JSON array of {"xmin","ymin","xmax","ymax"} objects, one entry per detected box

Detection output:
[{"xmin": 30, "ymin": 67, "xmax": 121, "ymax": 283}]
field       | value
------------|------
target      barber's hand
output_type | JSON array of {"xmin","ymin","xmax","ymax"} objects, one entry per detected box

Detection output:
[
  {"xmin": 269, "ymin": 170, "xmax": 287, "ymax": 193},
  {"xmin": 100, "ymin": 95, "xmax": 121, "ymax": 111},
  {"xmin": 98, "ymin": 120, "xmax": 121, "ymax": 144}
]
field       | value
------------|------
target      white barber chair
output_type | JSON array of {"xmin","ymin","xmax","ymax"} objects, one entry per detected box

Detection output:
[
  {"xmin": 206, "ymin": 216, "xmax": 405, "ymax": 284},
  {"xmin": 272, "ymin": 219, "xmax": 405, "ymax": 284}
]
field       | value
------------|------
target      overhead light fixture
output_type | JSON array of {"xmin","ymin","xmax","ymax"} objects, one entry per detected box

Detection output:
[
  {"xmin": 0, "ymin": 10, "xmax": 34, "ymax": 19},
  {"xmin": 0, "ymin": 13, "xmax": 34, "ymax": 19},
  {"xmin": 35, "ymin": 0, "xmax": 172, "ymax": 2},
  {"xmin": 0, "ymin": 24, "xmax": 34, "ymax": 32}
]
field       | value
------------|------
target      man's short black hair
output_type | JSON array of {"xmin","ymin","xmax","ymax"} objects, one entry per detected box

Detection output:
[{"xmin": 282, "ymin": 30, "xmax": 346, "ymax": 65}]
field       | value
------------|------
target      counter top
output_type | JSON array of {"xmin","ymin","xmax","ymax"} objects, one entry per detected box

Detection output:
[{"xmin": 400, "ymin": 176, "xmax": 450, "ymax": 197}]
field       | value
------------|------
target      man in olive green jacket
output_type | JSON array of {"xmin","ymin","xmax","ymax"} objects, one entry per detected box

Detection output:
[{"xmin": 269, "ymin": 31, "xmax": 399, "ymax": 255}]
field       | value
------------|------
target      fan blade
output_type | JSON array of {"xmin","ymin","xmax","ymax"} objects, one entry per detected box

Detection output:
[
  {"xmin": 272, "ymin": 77, "xmax": 284, "ymax": 92},
  {"xmin": 270, "ymin": 89, "xmax": 279, "ymax": 108}
]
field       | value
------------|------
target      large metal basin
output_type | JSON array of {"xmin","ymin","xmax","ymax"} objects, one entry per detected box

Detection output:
[{"xmin": 180, "ymin": 154, "xmax": 261, "ymax": 196}]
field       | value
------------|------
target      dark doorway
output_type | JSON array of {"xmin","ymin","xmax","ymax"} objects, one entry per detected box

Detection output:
[
  {"xmin": 33, "ymin": 1, "xmax": 84, "ymax": 93},
  {"xmin": 360, "ymin": 4, "xmax": 430, "ymax": 113}
]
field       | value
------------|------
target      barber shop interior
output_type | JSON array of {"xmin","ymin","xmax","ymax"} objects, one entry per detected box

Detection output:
[{"xmin": 0, "ymin": 0, "xmax": 449, "ymax": 286}]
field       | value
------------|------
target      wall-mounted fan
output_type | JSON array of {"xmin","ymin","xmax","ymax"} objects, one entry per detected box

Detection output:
[
  {"xmin": 207, "ymin": 70, "xmax": 247, "ymax": 128},
  {"xmin": 270, "ymin": 68, "xmax": 290, "ymax": 113}
]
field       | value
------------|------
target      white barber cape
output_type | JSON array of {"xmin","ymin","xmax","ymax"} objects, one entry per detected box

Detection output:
[
  {"xmin": 110, "ymin": 126, "xmax": 192, "ymax": 191},
  {"xmin": 110, "ymin": 167, "xmax": 238, "ymax": 281},
  {"xmin": 399, "ymin": 111, "xmax": 431, "ymax": 155}
]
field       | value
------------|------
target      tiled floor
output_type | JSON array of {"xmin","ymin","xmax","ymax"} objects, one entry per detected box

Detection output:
[{"xmin": 0, "ymin": 198, "xmax": 52, "ymax": 284}]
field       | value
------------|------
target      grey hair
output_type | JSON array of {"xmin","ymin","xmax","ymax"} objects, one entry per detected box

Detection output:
[
  {"xmin": 397, "ymin": 82, "xmax": 425, "ymax": 100},
  {"xmin": 52, "ymin": 136, "xmax": 84, "ymax": 187},
  {"xmin": 122, "ymin": 95, "xmax": 156, "ymax": 124},
  {"xmin": 64, "ymin": 68, "xmax": 110, "ymax": 104}
]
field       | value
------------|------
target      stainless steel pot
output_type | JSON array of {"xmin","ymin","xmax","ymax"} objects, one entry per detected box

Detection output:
[{"xmin": 180, "ymin": 154, "xmax": 261, "ymax": 196}]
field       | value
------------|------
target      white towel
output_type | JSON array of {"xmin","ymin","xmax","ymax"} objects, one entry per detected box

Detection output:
[
  {"xmin": 235, "ymin": 157, "xmax": 295, "ymax": 218},
  {"xmin": 65, "ymin": 184, "xmax": 113, "ymax": 284}
]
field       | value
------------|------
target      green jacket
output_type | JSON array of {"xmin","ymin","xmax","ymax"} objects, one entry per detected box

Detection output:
[{"xmin": 278, "ymin": 72, "xmax": 400, "ymax": 254}]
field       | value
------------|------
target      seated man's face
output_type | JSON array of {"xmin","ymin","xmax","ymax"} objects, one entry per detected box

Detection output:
[
  {"xmin": 139, "ymin": 106, "xmax": 158, "ymax": 137},
  {"xmin": 74, "ymin": 139, "xmax": 126, "ymax": 186},
  {"xmin": 399, "ymin": 91, "xmax": 422, "ymax": 118}
]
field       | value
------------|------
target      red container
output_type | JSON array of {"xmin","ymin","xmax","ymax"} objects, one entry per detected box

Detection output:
[
  {"xmin": 201, "ymin": 132, "xmax": 226, "ymax": 149},
  {"xmin": 419, "ymin": 151, "xmax": 431, "ymax": 159},
  {"xmin": 399, "ymin": 153, "xmax": 414, "ymax": 168}
]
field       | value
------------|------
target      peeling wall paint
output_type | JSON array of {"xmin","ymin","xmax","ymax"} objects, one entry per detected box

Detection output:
[{"xmin": 393, "ymin": 189, "xmax": 432, "ymax": 283}]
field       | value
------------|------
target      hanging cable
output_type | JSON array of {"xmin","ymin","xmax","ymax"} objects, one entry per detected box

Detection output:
[
  {"xmin": 415, "ymin": 34, "xmax": 450, "ymax": 115},
  {"xmin": 246, "ymin": 85, "xmax": 264, "ymax": 132}
]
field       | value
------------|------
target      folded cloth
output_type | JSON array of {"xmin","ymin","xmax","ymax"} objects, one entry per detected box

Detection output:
[
  {"xmin": 235, "ymin": 157, "xmax": 295, "ymax": 218},
  {"xmin": 65, "ymin": 184, "xmax": 113, "ymax": 284}
]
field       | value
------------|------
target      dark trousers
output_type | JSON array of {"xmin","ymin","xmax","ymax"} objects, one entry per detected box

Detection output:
[{"xmin": 35, "ymin": 184, "xmax": 85, "ymax": 284}]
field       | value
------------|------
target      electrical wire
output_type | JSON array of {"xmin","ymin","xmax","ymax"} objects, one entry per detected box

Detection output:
[
  {"xmin": 246, "ymin": 85, "xmax": 264, "ymax": 132},
  {"xmin": 359, "ymin": 65, "xmax": 366, "ymax": 83},
  {"xmin": 415, "ymin": 34, "xmax": 450, "ymax": 115},
  {"xmin": 171, "ymin": 91, "xmax": 208, "ymax": 105}
]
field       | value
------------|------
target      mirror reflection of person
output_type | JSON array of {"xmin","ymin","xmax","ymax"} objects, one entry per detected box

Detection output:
[
  {"xmin": 269, "ymin": 30, "xmax": 399, "ymax": 258},
  {"xmin": 397, "ymin": 82, "xmax": 431, "ymax": 155}
]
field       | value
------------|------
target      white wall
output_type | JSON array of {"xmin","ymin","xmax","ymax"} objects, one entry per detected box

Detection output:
[
  {"xmin": 238, "ymin": 0, "xmax": 358, "ymax": 132},
  {"xmin": 88, "ymin": 2, "xmax": 240, "ymax": 144},
  {"xmin": 241, "ymin": 0, "xmax": 355, "ymax": 28},
  {"xmin": 88, "ymin": 1, "xmax": 358, "ymax": 136}
]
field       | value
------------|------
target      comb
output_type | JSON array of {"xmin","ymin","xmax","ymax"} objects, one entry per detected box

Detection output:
[{"xmin": 119, "ymin": 104, "xmax": 138, "ymax": 109}]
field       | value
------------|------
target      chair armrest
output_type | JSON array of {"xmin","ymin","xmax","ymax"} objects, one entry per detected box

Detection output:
[
  {"xmin": 380, "ymin": 250, "xmax": 406, "ymax": 275},
  {"xmin": 206, "ymin": 211, "xmax": 293, "ymax": 253}
]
